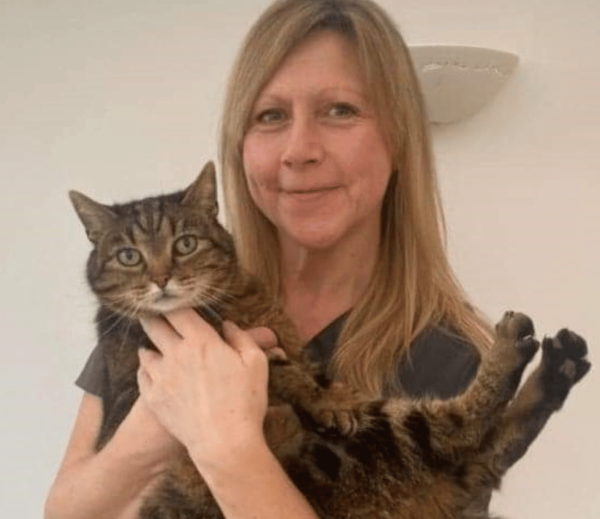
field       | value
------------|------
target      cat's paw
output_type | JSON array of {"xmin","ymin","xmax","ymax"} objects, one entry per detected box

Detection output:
[
  {"xmin": 495, "ymin": 311, "xmax": 539, "ymax": 361},
  {"xmin": 540, "ymin": 329, "xmax": 591, "ymax": 405},
  {"xmin": 496, "ymin": 310, "xmax": 535, "ymax": 342},
  {"xmin": 299, "ymin": 385, "xmax": 365, "ymax": 437}
]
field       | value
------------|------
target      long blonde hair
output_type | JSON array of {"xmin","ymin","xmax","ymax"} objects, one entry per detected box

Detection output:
[{"xmin": 219, "ymin": 0, "xmax": 492, "ymax": 396}]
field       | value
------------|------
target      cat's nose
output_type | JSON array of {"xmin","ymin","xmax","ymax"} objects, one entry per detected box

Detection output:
[{"xmin": 151, "ymin": 273, "xmax": 171, "ymax": 289}]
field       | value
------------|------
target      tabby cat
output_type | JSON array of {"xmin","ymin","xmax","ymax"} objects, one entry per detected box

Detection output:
[{"xmin": 69, "ymin": 161, "xmax": 591, "ymax": 519}]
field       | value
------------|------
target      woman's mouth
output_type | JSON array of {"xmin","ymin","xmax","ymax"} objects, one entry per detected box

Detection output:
[{"xmin": 284, "ymin": 186, "xmax": 339, "ymax": 199}]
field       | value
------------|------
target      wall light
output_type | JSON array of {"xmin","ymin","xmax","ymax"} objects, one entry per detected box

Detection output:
[{"xmin": 409, "ymin": 45, "xmax": 519, "ymax": 124}]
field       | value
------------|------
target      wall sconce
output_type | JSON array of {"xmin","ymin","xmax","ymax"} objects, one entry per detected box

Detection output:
[{"xmin": 409, "ymin": 45, "xmax": 519, "ymax": 124}]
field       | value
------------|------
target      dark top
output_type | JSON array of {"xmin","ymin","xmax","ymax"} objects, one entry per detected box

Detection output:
[{"xmin": 76, "ymin": 314, "xmax": 480, "ymax": 400}]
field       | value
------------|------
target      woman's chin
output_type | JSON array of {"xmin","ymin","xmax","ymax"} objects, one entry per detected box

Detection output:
[{"xmin": 279, "ymin": 221, "xmax": 348, "ymax": 252}]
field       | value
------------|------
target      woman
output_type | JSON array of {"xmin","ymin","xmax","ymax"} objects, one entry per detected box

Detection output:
[{"xmin": 45, "ymin": 1, "xmax": 492, "ymax": 518}]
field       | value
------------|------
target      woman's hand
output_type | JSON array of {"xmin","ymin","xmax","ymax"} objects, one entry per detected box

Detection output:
[
  {"xmin": 123, "ymin": 397, "xmax": 183, "ymax": 463},
  {"xmin": 137, "ymin": 308, "xmax": 277, "ymax": 472}
]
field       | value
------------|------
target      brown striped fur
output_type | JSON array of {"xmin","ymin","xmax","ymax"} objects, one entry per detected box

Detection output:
[{"xmin": 70, "ymin": 161, "xmax": 590, "ymax": 518}]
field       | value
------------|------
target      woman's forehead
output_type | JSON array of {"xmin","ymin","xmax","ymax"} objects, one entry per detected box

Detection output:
[{"xmin": 254, "ymin": 31, "xmax": 367, "ymax": 100}]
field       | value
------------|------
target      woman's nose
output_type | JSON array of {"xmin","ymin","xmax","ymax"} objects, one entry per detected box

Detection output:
[{"xmin": 281, "ymin": 116, "xmax": 324, "ymax": 168}]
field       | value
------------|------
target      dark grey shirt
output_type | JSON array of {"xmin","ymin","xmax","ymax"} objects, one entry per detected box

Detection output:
[
  {"xmin": 306, "ymin": 314, "xmax": 479, "ymax": 399},
  {"xmin": 76, "ymin": 315, "xmax": 479, "ymax": 400},
  {"xmin": 75, "ymin": 345, "xmax": 108, "ymax": 397}
]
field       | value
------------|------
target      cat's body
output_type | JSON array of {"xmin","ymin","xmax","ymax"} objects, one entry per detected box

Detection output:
[{"xmin": 70, "ymin": 162, "xmax": 590, "ymax": 519}]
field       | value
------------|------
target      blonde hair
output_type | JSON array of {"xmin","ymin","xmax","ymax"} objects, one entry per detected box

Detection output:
[{"xmin": 219, "ymin": 0, "xmax": 492, "ymax": 396}]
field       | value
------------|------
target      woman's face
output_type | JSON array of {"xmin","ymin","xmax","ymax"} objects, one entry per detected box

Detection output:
[{"xmin": 242, "ymin": 31, "xmax": 393, "ymax": 252}]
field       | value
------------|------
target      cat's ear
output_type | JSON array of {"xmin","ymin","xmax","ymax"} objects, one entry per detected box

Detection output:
[
  {"xmin": 69, "ymin": 190, "xmax": 117, "ymax": 244},
  {"xmin": 182, "ymin": 161, "xmax": 219, "ymax": 217}
]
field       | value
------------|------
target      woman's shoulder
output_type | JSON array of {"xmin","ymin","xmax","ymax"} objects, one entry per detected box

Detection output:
[{"xmin": 395, "ymin": 326, "xmax": 481, "ymax": 400}]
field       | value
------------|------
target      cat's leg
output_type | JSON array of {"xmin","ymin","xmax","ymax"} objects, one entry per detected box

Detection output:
[
  {"xmin": 391, "ymin": 311, "xmax": 540, "ymax": 457},
  {"xmin": 451, "ymin": 328, "xmax": 591, "ymax": 510},
  {"xmin": 486, "ymin": 328, "xmax": 590, "ymax": 474},
  {"xmin": 267, "ymin": 357, "xmax": 367, "ymax": 436},
  {"xmin": 271, "ymin": 312, "xmax": 539, "ymax": 446}
]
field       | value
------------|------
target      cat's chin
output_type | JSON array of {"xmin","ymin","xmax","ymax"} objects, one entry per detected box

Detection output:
[{"xmin": 145, "ymin": 295, "xmax": 190, "ymax": 315}]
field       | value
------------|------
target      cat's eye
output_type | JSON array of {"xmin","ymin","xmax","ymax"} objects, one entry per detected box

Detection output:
[
  {"xmin": 173, "ymin": 235, "xmax": 199, "ymax": 256},
  {"xmin": 116, "ymin": 248, "xmax": 142, "ymax": 267}
]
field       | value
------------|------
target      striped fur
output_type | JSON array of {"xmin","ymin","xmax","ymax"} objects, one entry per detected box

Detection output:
[{"xmin": 70, "ymin": 162, "xmax": 590, "ymax": 518}]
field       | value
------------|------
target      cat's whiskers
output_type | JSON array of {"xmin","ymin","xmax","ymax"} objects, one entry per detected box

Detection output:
[
  {"xmin": 117, "ymin": 299, "xmax": 147, "ymax": 351},
  {"xmin": 198, "ymin": 280, "xmax": 236, "ymax": 302},
  {"xmin": 101, "ymin": 293, "xmax": 147, "ymax": 319},
  {"xmin": 190, "ymin": 283, "xmax": 234, "ymax": 311},
  {"xmin": 94, "ymin": 309, "xmax": 134, "ymax": 341}
]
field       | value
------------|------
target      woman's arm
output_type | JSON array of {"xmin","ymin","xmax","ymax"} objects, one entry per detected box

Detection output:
[
  {"xmin": 197, "ymin": 434, "xmax": 320, "ymax": 519},
  {"xmin": 44, "ymin": 393, "xmax": 180, "ymax": 519}
]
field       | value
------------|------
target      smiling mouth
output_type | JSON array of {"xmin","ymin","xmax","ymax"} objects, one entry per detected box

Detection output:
[{"xmin": 284, "ymin": 186, "xmax": 339, "ymax": 198}]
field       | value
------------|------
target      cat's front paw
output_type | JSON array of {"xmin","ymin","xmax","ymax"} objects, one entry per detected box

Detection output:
[
  {"xmin": 540, "ymin": 329, "xmax": 591, "ymax": 405},
  {"xmin": 298, "ymin": 384, "xmax": 365, "ymax": 437}
]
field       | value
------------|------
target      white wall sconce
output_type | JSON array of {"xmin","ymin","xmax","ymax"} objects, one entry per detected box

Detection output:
[{"xmin": 409, "ymin": 45, "xmax": 519, "ymax": 124}]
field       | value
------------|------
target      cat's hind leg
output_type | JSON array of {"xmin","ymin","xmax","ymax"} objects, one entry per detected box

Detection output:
[
  {"xmin": 272, "ymin": 312, "xmax": 540, "ymax": 448},
  {"xmin": 487, "ymin": 327, "xmax": 590, "ymax": 474},
  {"xmin": 398, "ymin": 311, "xmax": 540, "ymax": 457}
]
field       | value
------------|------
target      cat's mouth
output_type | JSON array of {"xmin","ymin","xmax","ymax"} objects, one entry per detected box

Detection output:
[
  {"xmin": 147, "ymin": 292, "xmax": 188, "ymax": 313},
  {"xmin": 155, "ymin": 292, "xmax": 178, "ymax": 302}
]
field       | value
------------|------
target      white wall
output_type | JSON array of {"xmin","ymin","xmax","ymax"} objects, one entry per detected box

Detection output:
[{"xmin": 1, "ymin": 1, "xmax": 598, "ymax": 517}]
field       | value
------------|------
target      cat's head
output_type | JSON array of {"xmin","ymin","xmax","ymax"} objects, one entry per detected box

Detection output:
[{"xmin": 69, "ymin": 161, "xmax": 237, "ymax": 318}]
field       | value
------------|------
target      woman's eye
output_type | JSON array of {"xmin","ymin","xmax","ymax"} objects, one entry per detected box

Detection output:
[
  {"xmin": 173, "ymin": 235, "xmax": 199, "ymax": 256},
  {"xmin": 255, "ymin": 108, "xmax": 286, "ymax": 124},
  {"xmin": 116, "ymin": 248, "xmax": 142, "ymax": 267},
  {"xmin": 327, "ymin": 103, "xmax": 358, "ymax": 118}
]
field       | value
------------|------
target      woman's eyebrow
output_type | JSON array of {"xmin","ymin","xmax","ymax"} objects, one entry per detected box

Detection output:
[{"xmin": 256, "ymin": 86, "xmax": 368, "ymax": 104}]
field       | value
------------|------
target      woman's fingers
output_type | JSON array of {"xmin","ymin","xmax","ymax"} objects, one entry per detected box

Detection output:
[
  {"xmin": 142, "ymin": 309, "xmax": 277, "ymax": 357},
  {"xmin": 245, "ymin": 326, "xmax": 279, "ymax": 351},
  {"xmin": 223, "ymin": 322, "xmax": 268, "ymax": 363},
  {"xmin": 140, "ymin": 315, "xmax": 181, "ymax": 353},
  {"xmin": 141, "ymin": 310, "xmax": 282, "ymax": 375},
  {"xmin": 137, "ymin": 358, "xmax": 151, "ymax": 391},
  {"xmin": 245, "ymin": 326, "xmax": 287, "ymax": 360},
  {"xmin": 137, "ymin": 347, "xmax": 163, "ymax": 394},
  {"xmin": 223, "ymin": 321, "xmax": 250, "ymax": 354},
  {"xmin": 163, "ymin": 308, "xmax": 221, "ymax": 342},
  {"xmin": 138, "ymin": 347, "xmax": 161, "ymax": 368},
  {"xmin": 222, "ymin": 321, "xmax": 277, "ymax": 353}
]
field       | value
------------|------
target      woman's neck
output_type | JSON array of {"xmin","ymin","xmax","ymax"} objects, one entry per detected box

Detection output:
[{"xmin": 279, "ymin": 231, "xmax": 380, "ymax": 343}]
